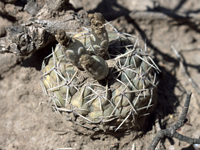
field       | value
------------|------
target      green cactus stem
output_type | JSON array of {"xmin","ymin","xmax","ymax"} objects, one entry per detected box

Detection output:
[
  {"xmin": 88, "ymin": 13, "xmax": 109, "ymax": 59},
  {"xmin": 55, "ymin": 29, "xmax": 87, "ymax": 69},
  {"xmin": 41, "ymin": 13, "xmax": 160, "ymax": 132}
]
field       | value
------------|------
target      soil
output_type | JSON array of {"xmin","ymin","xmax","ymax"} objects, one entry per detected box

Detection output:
[{"xmin": 1, "ymin": 0, "xmax": 200, "ymax": 150}]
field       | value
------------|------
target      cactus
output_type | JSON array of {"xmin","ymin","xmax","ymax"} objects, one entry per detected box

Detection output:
[{"xmin": 41, "ymin": 13, "xmax": 160, "ymax": 132}]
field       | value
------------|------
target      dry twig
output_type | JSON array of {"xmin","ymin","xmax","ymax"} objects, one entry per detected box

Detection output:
[{"xmin": 148, "ymin": 93, "xmax": 200, "ymax": 150}]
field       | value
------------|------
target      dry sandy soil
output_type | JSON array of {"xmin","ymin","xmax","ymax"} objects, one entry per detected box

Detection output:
[{"xmin": 0, "ymin": 0, "xmax": 200, "ymax": 149}]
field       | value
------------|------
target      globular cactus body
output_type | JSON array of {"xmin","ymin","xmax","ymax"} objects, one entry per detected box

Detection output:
[{"xmin": 41, "ymin": 13, "xmax": 160, "ymax": 132}]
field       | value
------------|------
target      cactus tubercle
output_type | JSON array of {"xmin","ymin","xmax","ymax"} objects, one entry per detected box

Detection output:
[{"xmin": 79, "ymin": 54, "xmax": 109, "ymax": 80}]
